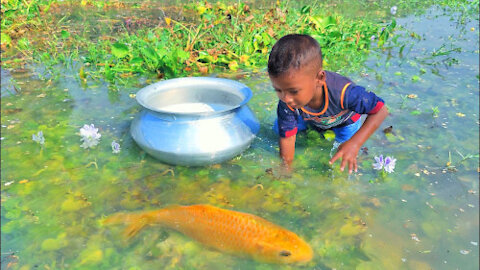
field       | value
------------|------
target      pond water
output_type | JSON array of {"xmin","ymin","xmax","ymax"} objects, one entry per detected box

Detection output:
[{"xmin": 1, "ymin": 4, "xmax": 479, "ymax": 270}]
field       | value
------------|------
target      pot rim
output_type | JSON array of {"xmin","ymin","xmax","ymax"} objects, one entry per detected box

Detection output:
[{"xmin": 135, "ymin": 77, "xmax": 252, "ymax": 116}]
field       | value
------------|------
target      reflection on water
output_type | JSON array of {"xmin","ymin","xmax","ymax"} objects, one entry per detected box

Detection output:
[{"xmin": 1, "ymin": 5, "xmax": 479, "ymax": 270}]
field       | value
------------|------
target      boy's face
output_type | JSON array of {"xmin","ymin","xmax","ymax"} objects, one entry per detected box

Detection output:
[{"xmin": 270, "ymin": 66, "xmax": 325, "ymax": 109}]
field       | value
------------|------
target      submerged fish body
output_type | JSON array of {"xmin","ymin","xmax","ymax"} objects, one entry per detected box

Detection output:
[{"xmin": 104, "ymin": 204, "xmax": 313, "ymax": 264}]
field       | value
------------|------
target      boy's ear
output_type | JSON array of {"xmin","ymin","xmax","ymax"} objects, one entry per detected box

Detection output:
[{"xmin": 316, "ymin": 70, "xmax": 326, "ymax": 83}]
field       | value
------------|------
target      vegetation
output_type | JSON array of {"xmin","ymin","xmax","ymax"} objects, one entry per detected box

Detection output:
[{"xmin": 1, "ymin": 1, "xmax": 478, "ymax": 269}]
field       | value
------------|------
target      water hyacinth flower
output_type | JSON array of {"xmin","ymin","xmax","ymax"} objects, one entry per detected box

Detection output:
[
  {"xmin": 384, "ymin": 156, "xmax": 397, "ymax": 173},
  {"xmin": 32, "ymin": 131, "xmax": 45, "ymax": 145},
  {"xmin": 390, "ymin": 6, "xmax": 397, "ymax": 15},
  {"xmin": 79, "ymin": 124, "xmax": 101, "ymax": 149},
  {"xmin": 373, "ymin": 155, "xmax": 384, "ymax": 170},
  {"xmin": 373, "ymin": 155, "xmax": 396, "ymax": 173},
  {"xmin": 370, "ymin": 35, "xmax": 376, "ymax": 41},
  {"xmin": 111, "ymin": 141, "xmax": 121, "ymax": 154}
]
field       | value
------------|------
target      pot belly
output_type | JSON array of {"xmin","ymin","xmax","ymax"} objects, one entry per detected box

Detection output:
[{"xmin": 130, "ymin": 106, "xmax": 259, "ymax": 166}]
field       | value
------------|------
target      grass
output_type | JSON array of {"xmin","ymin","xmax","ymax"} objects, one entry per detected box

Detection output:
[{"xmin": 0, "ymin": 0, "xmax": 478, "ymax": 86}]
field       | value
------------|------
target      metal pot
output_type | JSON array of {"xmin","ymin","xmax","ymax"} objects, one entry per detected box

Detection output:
[{"xmin": 130, "ymin": 77, "xmax": 260, "ymax": 166}]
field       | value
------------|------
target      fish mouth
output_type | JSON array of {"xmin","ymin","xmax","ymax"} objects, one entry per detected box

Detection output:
[{"xmin": 294, "ymin": 246, "xmax": 314, "ymax": 264}]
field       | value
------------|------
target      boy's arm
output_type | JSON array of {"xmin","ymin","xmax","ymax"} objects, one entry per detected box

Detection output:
[
  {"xmin": 329, "ymin": 106, "xmax": 388, "ymax": 173},
  {"xmin": 279, "ymin": 135, "xmax": 296, "ymax": 169}
]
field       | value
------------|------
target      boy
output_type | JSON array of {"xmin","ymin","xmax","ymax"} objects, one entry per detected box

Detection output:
[{"xmin": 268, "ymin": 34, "xmax": 388, "ymax": 174}]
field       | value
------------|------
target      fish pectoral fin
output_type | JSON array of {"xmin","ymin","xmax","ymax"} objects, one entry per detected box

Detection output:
[{"xmin": 254, "ymin": 240, "xmax": 276, "ymax": 253}]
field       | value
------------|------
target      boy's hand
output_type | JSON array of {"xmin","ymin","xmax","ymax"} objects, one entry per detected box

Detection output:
[
  {"xmin": 329, "ymin": 106, "xmax": 389, "ymax": 174},
  {"xmin": 329, "ymin": 140, "xmax": 361, "ymax": 174}
]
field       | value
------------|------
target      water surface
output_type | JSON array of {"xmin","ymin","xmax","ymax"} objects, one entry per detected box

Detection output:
[{"xmin": 1, "ymin": 4, "xmax": 478, "ymax": 270}]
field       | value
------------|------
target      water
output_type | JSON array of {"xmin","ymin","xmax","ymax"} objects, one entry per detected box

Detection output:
[
  {"xmin": 1, "ymin": 5, "xmax": 479, "ymax": 270},
  {"xmin": 161, "ymin": 103, "xmax": 215, "ymax": 113}
]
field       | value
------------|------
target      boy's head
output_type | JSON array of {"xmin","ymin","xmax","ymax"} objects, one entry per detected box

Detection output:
[{"xmin": 268, "ymin": 34, "xmax": 325, "ymax": 109}]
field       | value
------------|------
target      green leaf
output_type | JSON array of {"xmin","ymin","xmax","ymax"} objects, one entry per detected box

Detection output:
[
  {"xmin": 300, "ymin": 5, "xmax": 311, "ymax": 14},
  {"xmin": 175, "ymin": 49, "xmax": 190, "ymax": 62},
  {"xmin": 1, "ymin": 33, "xmax": 11, "ymax": 46},
  {"xmin": 111, "ymin": 42, "xmax": 129, "ymax": 58},
  {"xmin": 385, "ymin": 132, "xmax": 397, "ymax": 142},
  {"xmin": 323, "ymin": 130, "xmax": 335, "ymax": 141},
  {"xmin": 410, "ymin": 110, "xmax": 421, "ymax": 115},
  {"xmin": 17, "ymin": 37, "xmax": 29, "ymax": 50},
  {"xmin": 140, "ymin": 47, "xmax": 157, "ymax": 61},
  {"xmin": 411, "ymin": 75, "xmax": 420, "ymax": 82},
  {"xmin": 129, "ymin": 57, "xmax": 144, "ymax": 65},
  {"xmin": 60, "ymin": 30, "xmax": 70, "ymax": 39}
]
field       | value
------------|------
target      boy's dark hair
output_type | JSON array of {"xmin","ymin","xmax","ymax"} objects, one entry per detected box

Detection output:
[{"xmin": 267, "ymin": 34, "xmax": 323, "ymax": 77}]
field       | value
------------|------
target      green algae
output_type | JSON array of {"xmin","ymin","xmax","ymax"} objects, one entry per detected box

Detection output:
[{"xmin": 1, "ymin": 1, "xmax": 479, "ymax": 270}]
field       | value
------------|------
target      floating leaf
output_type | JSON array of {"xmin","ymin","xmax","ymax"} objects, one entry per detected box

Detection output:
[
  {"xmin": 323, "ymin": 130, "xmax": 335, "ymax": 141},
  {"xmin": 410, "ymin": 110, "xmax": 421, "ymax": 115}
]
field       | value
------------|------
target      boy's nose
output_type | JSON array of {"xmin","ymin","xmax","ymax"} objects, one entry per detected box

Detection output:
[{"xmin": 282, "ymin": 92, "xmax": 293, "ymax": 103}]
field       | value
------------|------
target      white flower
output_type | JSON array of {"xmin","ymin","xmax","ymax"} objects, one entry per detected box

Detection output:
[
  {"xmin": 390, "ymin": 6, "xmax": 398, "ymax": 15},
  {"xmin": 32, "ymin": 131, "xmax": 45, "ymax": 145},
  {"xmin": 373, "ymin": 155, "xmax": 384, "ymax": 170},
  {"xmin": 384, "ymin": 156, "xmax": 397, "ymax": 173},
  {"xmin": 111, "ymin": 141, "xmax": 121, "ymax": 154},
  {"xmin": 79, "ymin": 124, "xmax": 101, "ymax": 149}
]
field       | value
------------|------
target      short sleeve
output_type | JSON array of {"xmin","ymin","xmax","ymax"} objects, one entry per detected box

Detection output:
[
  {"xmin": 343, "ymin": 85, "xmax": 385, "ymax": 114},
  {"xmin": 277, "ymin": 100, "xmax": 298, "ymax": 137}
]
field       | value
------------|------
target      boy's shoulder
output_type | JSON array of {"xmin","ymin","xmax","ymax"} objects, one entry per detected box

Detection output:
[{"xmin": 325, "ymin": 70, "xmax": 355, "ymax": 91}]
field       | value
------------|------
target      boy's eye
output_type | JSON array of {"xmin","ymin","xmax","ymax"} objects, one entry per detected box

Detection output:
[{"xmin": 289, "ymin": 90, "xmax": 298, "ymax": 95}]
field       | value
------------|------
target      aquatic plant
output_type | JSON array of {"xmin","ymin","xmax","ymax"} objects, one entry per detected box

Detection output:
[
  {"xmin": 372, "ymin": 155, "xmax": 385, "ymax": 170},
  {"xmin": 32, "ymin": 131, "xmax": 45, "ymax": 145},
  {"xmin": 390, "ymin": 6, "xmax": 398, "ymax": 15},
  {"xmin": 383, "ymin": 156, "xmax": 397, "ymax": 173},
  {"xmin": 111, "ymin": 141, "xmax": 121, "ymax": 154},
  {"xmin": 373, "ymin": 155, "xmax": 397, "ymax": 173},
  {"xmin": 79, "ymin": 124, "xmax": 101, "ymax": 149}
]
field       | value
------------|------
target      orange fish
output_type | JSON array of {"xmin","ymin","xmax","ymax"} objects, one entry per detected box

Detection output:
[{"xmin": 104, "ymin": 204, "xmax": 313, "ymax": 264}]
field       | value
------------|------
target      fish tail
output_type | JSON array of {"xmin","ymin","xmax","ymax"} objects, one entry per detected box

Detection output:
[{"xmin": 104, "ymin": 212, "xmax": 156, "ymax": 239}]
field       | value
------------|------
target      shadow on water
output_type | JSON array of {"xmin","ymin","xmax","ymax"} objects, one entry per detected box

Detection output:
[{"xmin": 1, "ymin": 4, "xmax": 479, "ymax": 270}]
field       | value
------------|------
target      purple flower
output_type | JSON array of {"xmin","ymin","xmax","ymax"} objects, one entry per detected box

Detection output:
[
  {"xmin": 111, "ymin": 141, "xmax": 121, "ymax": 154},
  {"xmin": 79, "ymin": 124, "xmax": 101, "ymax": 149},
  {"xmin": 370, "ymin": 35, "xmax": 376, "ymax": 41},
  {"xmin": 390, "ymin": 6, "xmax": 397, "ymax": 15},
  {"xmin": 373, "ymin": 155, "xmax": 397, "ymax": 173},
  {"xmin": 384, "ymin": 156, "xmax": 397, "ymax": 173},
  {"xmin": 32, "ymin": 131, "xmax": 45, "ymax": 145},
  {"xmin": 373, "ymin": 155, "xmax": 384, "ymax": 170}
]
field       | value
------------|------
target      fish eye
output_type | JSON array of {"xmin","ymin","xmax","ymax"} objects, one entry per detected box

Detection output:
[{"xmin": 279, "ymin": 250, "xmax": 292, "ymax": 257}]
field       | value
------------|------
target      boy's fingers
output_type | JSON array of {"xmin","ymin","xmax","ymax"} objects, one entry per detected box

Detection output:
[
  {"xmin": 329, "ymin": 152, "xmax": 340, "ymax": 165},
  {"xmin": 340, "ymin": 158, "xmax": 347, "ymax": 171}
]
